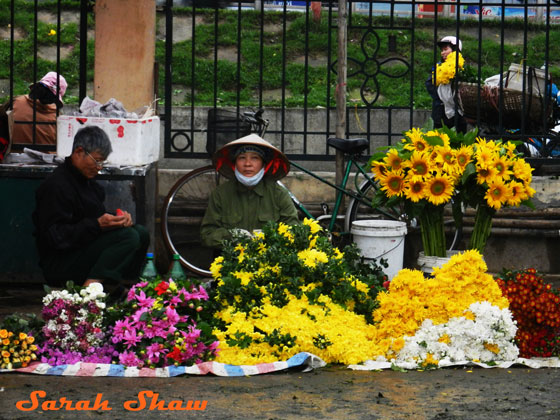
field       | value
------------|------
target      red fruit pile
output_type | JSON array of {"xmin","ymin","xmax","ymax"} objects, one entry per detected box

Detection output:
[{"xmin": 496, "ymin": 268, "xmax": 560, "ymax": 358}]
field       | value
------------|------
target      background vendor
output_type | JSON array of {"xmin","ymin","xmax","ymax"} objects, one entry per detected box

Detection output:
[
  {"xmin": 425, "ymin": 36, "xmax": 467, "ymax": 133},
  {"xmin": 200, "ymin": 134, "xmax": 299, "ymax": 249},
  {"xmin": 1, "ymin": 72, "xmax": 67, "ymax": 148}
]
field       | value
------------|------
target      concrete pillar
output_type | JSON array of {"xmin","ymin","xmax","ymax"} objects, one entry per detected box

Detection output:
[{"xmin": 94, "ymin": 0, "xmax": 156, "ymax": 110}]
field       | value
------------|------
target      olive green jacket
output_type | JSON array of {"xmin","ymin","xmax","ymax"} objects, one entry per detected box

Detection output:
[{"xmin": 200, "ymin": 177, "xmax": 299, "ymax": 248}]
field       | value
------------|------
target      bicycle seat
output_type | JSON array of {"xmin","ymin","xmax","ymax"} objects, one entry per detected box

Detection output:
[{"xmin": 327, "ymin": 137, "xmax": 369, "ymax": 155}]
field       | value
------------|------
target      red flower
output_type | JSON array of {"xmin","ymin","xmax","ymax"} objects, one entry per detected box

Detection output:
[
  {"xmin": 166, "ymin": 346, "xmax": 182, "ymax": 362},
  {"xmin": 155, "ymin": 281, "xmax": 169, "ymax": 296}
]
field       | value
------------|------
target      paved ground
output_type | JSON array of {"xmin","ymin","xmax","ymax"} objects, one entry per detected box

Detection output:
[
  {"xmin": 2, "ymin": 366, "xmax": 560, "ymax": 419},
  {"xmin": 2, "ymin": 285, "xmax": 560, "ymax": 419}
]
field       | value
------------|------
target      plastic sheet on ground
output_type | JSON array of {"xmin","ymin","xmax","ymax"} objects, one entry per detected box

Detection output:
[
  {"xmin": 0, "ymin": 352, "xmax": 326, "ymax": 378},
  {"xmin": 348, "ymin": 357, "xmax": 560, "ymax": 371}
]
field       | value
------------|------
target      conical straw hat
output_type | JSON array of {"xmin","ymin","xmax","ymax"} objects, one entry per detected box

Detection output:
[{"xmin": 212, "ymin": 134, "xmax": 290, "ymax": 180}]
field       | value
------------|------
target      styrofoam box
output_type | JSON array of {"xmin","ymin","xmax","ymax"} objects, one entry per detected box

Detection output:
[
  {"xmin": 506, "ymin": 63, "xmax": 549, "ymax": 96},
  {"xmin": 57, "ymin": 115, "xmax": 160, "ymax": 165}
]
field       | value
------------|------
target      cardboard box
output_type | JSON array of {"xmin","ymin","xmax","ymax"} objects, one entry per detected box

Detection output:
[{"xmin": 57, "ymin": 115, "xmax": 160, "ymax": 165}]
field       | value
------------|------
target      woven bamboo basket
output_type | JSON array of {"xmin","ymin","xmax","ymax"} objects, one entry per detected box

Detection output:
[{"xmin": 459, "ymin": 82, "xmax": 553, "ymax": 130}]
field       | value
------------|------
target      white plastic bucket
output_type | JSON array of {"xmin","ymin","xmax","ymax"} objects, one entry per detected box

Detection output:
[
  {"xmin": 416, "ymin": 250, "xmax": 460, "ymax": 275},
  {"xmin": 351, "ymin": 220, "xmax": 407, "ymax": 280}
]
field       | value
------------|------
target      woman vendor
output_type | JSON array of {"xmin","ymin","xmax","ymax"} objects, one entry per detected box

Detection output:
[{"xmin": 200, "ymin": 134, "xmax": 299, "ymax": 249}]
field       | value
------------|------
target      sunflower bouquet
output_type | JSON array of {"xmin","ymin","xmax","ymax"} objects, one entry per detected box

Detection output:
[
  {"xmin": 370, "ymin": 127, "xmax": 535, "ymax": 257},
  {"xmin": 456, "ymin": 137, "xmax": 535, "ymax": 252},
  {"xmin": 370, "ymin": 127, "xmax": 473, "ymax": 257}
]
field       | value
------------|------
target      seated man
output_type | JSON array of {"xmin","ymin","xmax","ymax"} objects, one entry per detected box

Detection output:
[
  {"xmin": 201, "ymin": 133, "xmax": 299, "ymax": 248},
  {"xmin": 32, "ymin": 125, "xmax": 149, "ymax": 288},
  {"xmin": 2, "ymin": 72, "xmax": 67, "ymax": 147}
]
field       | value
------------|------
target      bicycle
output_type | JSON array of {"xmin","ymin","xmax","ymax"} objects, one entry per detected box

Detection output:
[{"xmin": 161, "ymin": 109, "xmax": 402, "ymax": 277}]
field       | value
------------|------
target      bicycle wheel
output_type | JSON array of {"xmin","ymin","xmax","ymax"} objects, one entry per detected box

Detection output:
[
  {"xmin": 345, "ymin": 179, "xmax": 402, "ymax": 232},
  {"xmin": 161, "ymin": 165, "xmax": 224, "ymax": 277}
]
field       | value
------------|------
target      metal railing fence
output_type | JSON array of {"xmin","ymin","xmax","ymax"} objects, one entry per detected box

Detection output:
[{"xmin": 1, "ymin": 1, "xmax": 558, "ymax": 161}]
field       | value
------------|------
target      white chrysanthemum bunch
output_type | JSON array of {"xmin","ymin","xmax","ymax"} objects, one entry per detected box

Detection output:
[{"xmin": 395, "ymin": 301, "xmax": 519, "ymax": 368}]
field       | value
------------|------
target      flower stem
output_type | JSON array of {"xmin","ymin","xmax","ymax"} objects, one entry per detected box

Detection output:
[
  {"xmin": 469, "ymin": 204, "xmax": 495, "ymax": 253},
  {"xmin": 419, "ymin": 205, "xmax": 446, "ymax": 257}
]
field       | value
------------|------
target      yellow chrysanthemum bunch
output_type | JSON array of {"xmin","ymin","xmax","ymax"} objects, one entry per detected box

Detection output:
[
  {"xmin": 370, "ymin": 250, "xmax": 509, "ymax": 359},
  {"xmin": 432, "ymin": 51, "xmax": 465, "ymax": 86},
  {"xmin": 208, "ymin": 218, "xmax": 388, "ymax": 365},
  {"xmin": 213, "ymin": 293, "xmax": 380, "ymax": 365}
]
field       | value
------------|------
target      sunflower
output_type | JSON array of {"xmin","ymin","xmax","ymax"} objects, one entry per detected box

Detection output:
[
  {"xmin": 406, "ymin": 151, "xmax": 430, "ymax": 177},
  {"xmin": 371, "ymin": 160, "xmax": 388, "ymax": 179},
  {"xmin": 455, "ymin": 145, "xmax": 473, "ymax": 170},
  {"xmin": 503, "ymin": 141, "xmax": 518, "ymax": 158},
  {"xmin": 492, "ymin": 155, "xmax": 512, "ymax": 180},
  {"xmin": 379, "ymin": 170, "xmax": 406, "ymax": 197},
  {"xmin": 474, "ymin": 145, "xmax": 495, "ymax": 168},
  {"xmin": 507, "ymin": 180, "xmax": 525, "ymax": 207},
  {"xmin": 476, "ymin": 165, "xmax": 498, "ymax": 185},
  {"xmin": 404, "ymin": 128, "xmax": 429, "ymax": 152},
  {"xmin": 384, "ymin": 149, "xmax": 403, "ymax": 171},
  {"xmin": 434, "ymin": 145, "xmax": 457, "ymax": 174},
  {"xmin": 512, "ymin": 159, "xmax": 533, "ymax": 181},
  {"xmin": 485, "ymin": 178, "xmax": 511, "ymax": 210},
  {"xmin": 425, "ymin": 174, "xmax": 454, "ymax": 205},
  {"xmin": 404, "ymin": 176, "xmax": 426, "ymax": 202}
]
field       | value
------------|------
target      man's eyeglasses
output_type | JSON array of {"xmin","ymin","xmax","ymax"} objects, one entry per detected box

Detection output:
[{"xmin": 85, "ymin": 151, "xmax": 107, "ymax": 169}]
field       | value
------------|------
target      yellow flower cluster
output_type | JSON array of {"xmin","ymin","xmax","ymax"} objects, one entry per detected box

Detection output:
[
  {"xmin": 1, "ymin": 329, "xmax": 38, "ymax": 369},
  {"xmin": 209, "ymin": 217, "xmax": 388, "ymax": 365},
  {"xmin": 372, "ymin": 128, "xmax": 469, "ymax": 206},
  {"xmin": 213, "ymin": 293, "xmax": 379, "ymax": 365},
  {"xmin": 432, "ymin": 51, "xmax": 465, "ymax": 86},
  {"xmin": 473, "ymin": 137, "xmax": 535, "ymax": 210},
  {"xmin": 370, "ymin": 250, "xmax": 509, "ymax": 359}
]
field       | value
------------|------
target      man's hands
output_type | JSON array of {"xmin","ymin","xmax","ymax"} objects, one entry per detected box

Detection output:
[{"xmin": 97, "ymin": 209, "xmax": 133, "ymax": 230}]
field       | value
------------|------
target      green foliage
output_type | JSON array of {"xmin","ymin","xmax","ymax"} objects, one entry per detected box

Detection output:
[
  {"xmin": 0, "ymin": 312, "xmax": 44, "ymax": 338},
  {"xmin": 1, "ymin": 2, "xmax": 559, "ymax": 108}
]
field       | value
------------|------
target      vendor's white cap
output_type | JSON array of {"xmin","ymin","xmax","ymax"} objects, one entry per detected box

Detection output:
[{"xmin": 438, "ymin": 36, "xmax": 462, "ymax": 52}]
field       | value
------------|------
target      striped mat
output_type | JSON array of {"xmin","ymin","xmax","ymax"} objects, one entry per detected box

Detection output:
[{"xmin": 0, "ymin": 352, "xmax": 326, "ymax": 377}]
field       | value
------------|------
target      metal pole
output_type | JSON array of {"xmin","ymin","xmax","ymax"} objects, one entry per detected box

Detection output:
[
  {"xmin": 335, "ymin": 0, "xmax": 347, "ymax": 192},
  {"xmin": 536, "ymin": 0, "xmax": 544, "ymax": 23}
]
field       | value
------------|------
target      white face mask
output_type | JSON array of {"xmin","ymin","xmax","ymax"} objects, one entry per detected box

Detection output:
[{"xmin": 235, "ymin": 167, "xmax": 265, "ymax": 187}]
